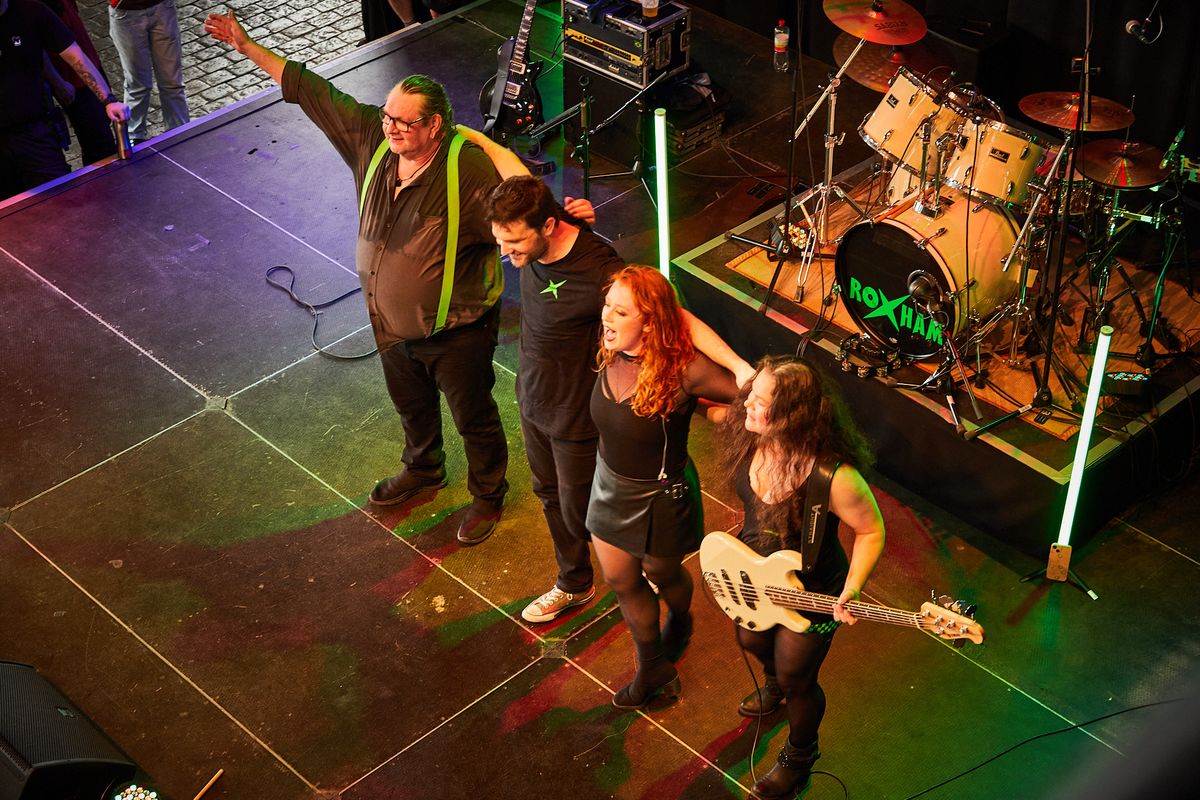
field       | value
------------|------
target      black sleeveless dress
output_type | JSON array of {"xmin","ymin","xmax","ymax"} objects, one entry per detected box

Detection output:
[{"xmin": 734, "ymin": 456, "xmax": 849, "ymax": 630}]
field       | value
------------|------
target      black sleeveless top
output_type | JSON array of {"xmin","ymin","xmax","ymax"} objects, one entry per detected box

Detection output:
[{"xmin": 734, "ymin": 456, "xmax": 849, "ymax": 598}]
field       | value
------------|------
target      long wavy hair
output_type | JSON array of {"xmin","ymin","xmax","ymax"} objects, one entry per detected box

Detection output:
[
  {"xmin": 719, "ymin": 356, "xmax": 873, "ymax": 529},
  {"xmin": 596, "ymin": 266, "xmax": 695, "ymax": 418}
]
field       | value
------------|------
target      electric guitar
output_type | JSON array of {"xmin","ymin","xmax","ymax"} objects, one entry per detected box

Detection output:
[
  {"xmin": 478, "ymin": 0, "xmax": 544, "ymax": 144},
  {"xmin": 699, "ymin": 532, "xmax": 985, "ymax": 644}
]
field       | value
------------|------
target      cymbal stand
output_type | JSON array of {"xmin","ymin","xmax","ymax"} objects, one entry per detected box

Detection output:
[
  {"xmin": 727, "ymin": 37, "xmax": 869, "ymax": 310},
  {"xmin": 1033, "ymin": 38, "xmax": 1092, "ymax": 410},
  {"xmin": 792, "ymin": 43, "xmax": 871, "ymax": 300},
  {"xmin": 1003, "ymin": 140, "xmax": 1070, "ymax": 361}
]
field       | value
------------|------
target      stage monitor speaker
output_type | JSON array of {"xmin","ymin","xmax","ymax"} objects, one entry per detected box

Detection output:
[
  {"xmin": 564, "ymin": 60, "xmax": 656, "ymax": 170},
  {"xmin": 0, "ymin": 662, "xmax": 136, "ymax": 800}
]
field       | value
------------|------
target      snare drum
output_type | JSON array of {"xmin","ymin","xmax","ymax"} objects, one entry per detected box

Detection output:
[
  {"xmin": 860, "ymin": 68, "xmax": 967, "ymax": 177},
  {"xmin": 834, "ymin": 193, "xmax": 1019, "ymax": 360},
  {"xmin": 944, "ymin": 118, "xmax": 1045, "ymax": 205}
]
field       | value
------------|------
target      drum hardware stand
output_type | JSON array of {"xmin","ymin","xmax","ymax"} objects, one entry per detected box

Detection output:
[
  {"xmin": 1001, "ymin": 142, "xmax": 1070, "ymax": 364},
  {"xmin": 726, "ymin": 36, "xmax": 870, "ymax": 310},
  {"xmin": 883, "ymin": 296, "xmax": 985, "ymax": 431},
  {"xmin": 1032, "ymin": 0, "xmax": 1097, "ymax": 412}
]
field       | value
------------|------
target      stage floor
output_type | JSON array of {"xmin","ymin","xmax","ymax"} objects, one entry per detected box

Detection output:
[{"xmin": 3, "ymin": 2, "xmax": 1200, "ymax": 799}]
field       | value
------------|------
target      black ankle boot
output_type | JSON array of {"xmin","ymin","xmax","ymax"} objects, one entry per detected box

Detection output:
[
  {"xmin": 752, "ymin": 739, "xmax": 819, "ymax": 799},
  {"xmin": 612, "ymin": 641, "xmax": 681, "ymax": 710},
  {"xmin": 738, "ymin": 673, "xmax": 785, "ymax": 717},
  {"xmin": 662, "ymin": 610, "xmax": 693, "ymax": 661}
]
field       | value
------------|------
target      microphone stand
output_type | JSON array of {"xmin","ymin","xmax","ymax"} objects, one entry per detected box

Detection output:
[{"xmin": 585, "ymin": 70, "xmax": 671, "ymax": 203}]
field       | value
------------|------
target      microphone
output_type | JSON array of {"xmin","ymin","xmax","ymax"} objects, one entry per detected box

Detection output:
[
  {"xmin": 1160, "ymin": 127, "xmax": 1185, "ymax": 169},
  {"xmin": 1125, "ymin": 18, "xmax": 1151, "ymax": 44}
]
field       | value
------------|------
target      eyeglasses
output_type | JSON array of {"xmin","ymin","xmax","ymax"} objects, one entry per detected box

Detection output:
[{"xmin": 379, "ymin": 110, "xmax": 433, "ymax": 131}]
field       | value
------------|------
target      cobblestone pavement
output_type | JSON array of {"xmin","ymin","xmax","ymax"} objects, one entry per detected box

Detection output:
[{"xmin": 70, "ymin": 0, "xmax": 370, "ymax": 164}]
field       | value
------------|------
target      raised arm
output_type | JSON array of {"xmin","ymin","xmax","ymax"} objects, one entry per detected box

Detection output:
[
  {"xmin": 454, "ymin": 124, "xmax": 530, "ymax": 178},
  {"xmin": 683, "ymin": 310, "xmax": 754, "ymax": 387},
  {"xmin": 828, "ymin": 465, "xmax": 885, "ymax": 624},
  {"xmin": 204, "ymin": 10, "xmax": 285, "ymax": 85},
  {"xmin": 57, "ymin": 43, "xmax": 128, "ymax": 122}
]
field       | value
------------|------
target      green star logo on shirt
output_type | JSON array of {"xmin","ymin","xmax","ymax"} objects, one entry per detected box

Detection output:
[
  {"xmin": 541, "ymin": 278, "xmax": 566, "ymax": 300},
  {"xmin": 863, "ymin": 289, "xmax": 909, "ymax": 331}
]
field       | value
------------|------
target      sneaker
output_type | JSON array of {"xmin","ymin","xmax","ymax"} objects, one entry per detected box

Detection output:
[
  {"xmin": 369, "ymin": 470, "xmax": 448, "ymax": 506},
  {"xmin": 521, "ymin": 585, "xmax": 596, "ymax": 623}
]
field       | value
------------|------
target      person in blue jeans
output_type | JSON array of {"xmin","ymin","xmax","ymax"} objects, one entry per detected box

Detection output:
[{"xmin": 107, "ymin": 0, "xmax": 190, "ymax": 143}]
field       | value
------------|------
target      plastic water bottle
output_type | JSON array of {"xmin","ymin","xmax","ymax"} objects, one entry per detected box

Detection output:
[{"xmin": 773, "ymin": 19, "xmax": 790, "ymax": 72}]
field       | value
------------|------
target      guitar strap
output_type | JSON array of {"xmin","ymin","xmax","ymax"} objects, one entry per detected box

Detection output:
[{"xmin": 799, "ymin": 457, "xmax": 840, "ymax": 574}]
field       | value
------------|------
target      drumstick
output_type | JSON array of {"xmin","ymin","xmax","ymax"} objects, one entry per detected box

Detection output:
[{"xmin": 193, "ymin": 769, "xmax": 224, "ymax": 800}]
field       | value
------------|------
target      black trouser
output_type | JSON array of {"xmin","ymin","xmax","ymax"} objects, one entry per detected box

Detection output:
[
  {"xmin": 65, "ymin": 91, "xmax": 117, "ymax": 165},
  {"xmin": 0, "ymin": 119, "xmax": 70, "ymax": 201},
  {"xmin": 379, "ymin": 302, "xmax": 507, "ymax": 506},
  {"xmin": 520, "ymin": 414, "xmax": 595, "ymax": 593}
]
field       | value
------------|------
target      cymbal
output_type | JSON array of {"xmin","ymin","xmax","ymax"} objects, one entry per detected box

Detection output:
[
  {"xmin": 832, "ymin": 32, "xmax": 954, "ymax": 93},
  {"xmin": 1018, "ymin": 91, "xmax": 1134, "ymax": 132},
  {"xmin": 1077, "ymin": 139, "xmax": 1167, "ymax": 188},
  {"xmin": 824, "ymin": 0, "xmax": 927, "ymax": 46}
]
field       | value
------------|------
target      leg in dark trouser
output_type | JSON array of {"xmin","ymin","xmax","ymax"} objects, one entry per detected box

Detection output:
[
  {"xmin": 522, "ymin": 415, "xmax": 595, "ymax": 592},
  {"xmin": 379, "ymin": 342, "xmax": 446, "ymax": 481},
  {"xmin": 426, "ymin": 305, "xmax": 507, "ymax": 506}
]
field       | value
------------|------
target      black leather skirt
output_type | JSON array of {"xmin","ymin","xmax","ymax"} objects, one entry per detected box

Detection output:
[{"xmin": 586, "ymin": 455, "xmax": 703, "ymax": 559}]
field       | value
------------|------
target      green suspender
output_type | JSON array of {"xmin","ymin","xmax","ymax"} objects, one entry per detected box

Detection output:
[
  {"xmin": 360, "ymin": 139, "xmax": 390, "ymax": 218},
  {"xmin": 438, "ymin": 133, "xmax": 466, "ymax": 334},
  {"xmin": 358, "ymin": 133, "xmax": 468, "ymax": 335}
]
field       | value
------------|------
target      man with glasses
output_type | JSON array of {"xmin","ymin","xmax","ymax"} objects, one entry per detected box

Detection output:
[{"xmin": 205, "ymin": 11, "xmax": 508, "ymax": 545}]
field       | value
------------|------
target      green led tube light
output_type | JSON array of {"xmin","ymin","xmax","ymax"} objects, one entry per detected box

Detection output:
[
  {"xmin": 654, "ymin": 107, "xmax": 670, "ymax": 278},
  {"xmin": 1057, "ymin": 324, "xmax": 1113, "ymax": 547}
]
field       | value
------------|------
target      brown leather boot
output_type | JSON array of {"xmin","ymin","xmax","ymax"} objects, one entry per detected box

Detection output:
[
  {"xmin": 738, "ymin": 674, "xmax": 785, "ymax": 717},
  {"xmin": 752, "ymin": 739, "xmax": 819, "ymax": 799}
]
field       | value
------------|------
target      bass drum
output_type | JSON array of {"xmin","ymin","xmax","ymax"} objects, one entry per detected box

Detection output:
[{"xmin": 834, "ymin": 195, "xmax": 1019, "ymax": 360}]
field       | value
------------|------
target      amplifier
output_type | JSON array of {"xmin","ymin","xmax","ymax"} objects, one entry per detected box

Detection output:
[{"xmin": 563, "ymin": 1, "xmax": 691, "ymax": 89}]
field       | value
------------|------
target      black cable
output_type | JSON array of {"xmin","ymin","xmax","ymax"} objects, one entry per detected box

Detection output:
[
  {"xmin": 901, "ymin": 698, "xmax": 1180, "ymax": 800},
  {"xmin": 264, "ymin": 265, "xmax": 377, "ymax": 360}
]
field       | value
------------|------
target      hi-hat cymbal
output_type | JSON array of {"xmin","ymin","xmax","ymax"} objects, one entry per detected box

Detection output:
[
  {"xmin": 832, "ymin": 31, "xmax": 954, "ymax": 93},
  {"xmin": 1018, "ymin": 91, "xmax": 1134, "ymax": 132},
  {"xmin": 1077, "ymin": 139, "xmax": 1167, "ymax": 188},
  {"xmin": 824, "ymin": 0, "xmax": 927, "ymax": 46}
]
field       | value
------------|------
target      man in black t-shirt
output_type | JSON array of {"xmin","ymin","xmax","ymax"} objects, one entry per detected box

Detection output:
[
  {"xmin": 487, "ymin": 176, "xmax": 623, "ymax": 622},
  {"xmin": 486, "ymin": 176, "xmax": 753, "ymax": 624},
  {"xmin": 0, "ymin": 0, "xmax": 128, "ymax": 200}
]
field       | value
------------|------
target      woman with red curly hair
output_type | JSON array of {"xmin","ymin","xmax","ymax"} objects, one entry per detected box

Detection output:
[{"xmin": 587, "ymin": 265, "xmax": 739, "ymax": 709}]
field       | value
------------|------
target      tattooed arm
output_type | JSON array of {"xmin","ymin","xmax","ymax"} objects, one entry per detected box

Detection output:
[{"xmin": 57, "ymin": 42, "xmax": 129, "ymax": 122}]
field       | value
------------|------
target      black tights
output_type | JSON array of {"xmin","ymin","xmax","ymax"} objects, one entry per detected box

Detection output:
[
  {"xmin": 737, "ymin": 625, "xmax": 835, "ymax": 745},
  {"xmin": 594, "ymin": 538, "xmax": 693, "ymax": 650}
]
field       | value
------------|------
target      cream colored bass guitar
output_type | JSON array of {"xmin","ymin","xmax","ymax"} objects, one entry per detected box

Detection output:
[{"xmin": 699, "ymin": 532, "xmax": 985, "ymax": 645}]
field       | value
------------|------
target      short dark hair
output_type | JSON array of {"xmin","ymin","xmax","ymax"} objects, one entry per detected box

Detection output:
[
  {"xmin": 485, "ymin": 175, "xmax": 559, "ymax": 230},
  {"xmin": 398, "ymin": 74, "xmax": 453, "ymax": 138}
]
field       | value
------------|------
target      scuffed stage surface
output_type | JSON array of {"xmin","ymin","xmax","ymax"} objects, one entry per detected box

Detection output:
[{"xmin": 3, "ymin": 2, "xmax": 1200, "ymax": 799}]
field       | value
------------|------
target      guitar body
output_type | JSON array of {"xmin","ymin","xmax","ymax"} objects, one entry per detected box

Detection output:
[
  {"xmin": 699, "ymin": 532, "xmax": 816, "ymax": 634},
  {"xmin": 478, "ymin": 41, "xmax": 545, "ymax": 144}
]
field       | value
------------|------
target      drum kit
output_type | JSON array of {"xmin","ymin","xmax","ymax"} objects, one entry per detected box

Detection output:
[{"xmin": 763, "ymin": 0, "xmax": 1193, "ymax": 431}]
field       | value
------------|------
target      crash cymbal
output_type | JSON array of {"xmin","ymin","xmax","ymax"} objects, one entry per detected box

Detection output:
[
  {"xmin": 1018, "ymin": 91, "xmax": 1134, "ymax": 132},
  {"xmin": 1077, "ymin": 139, "xmax": 1167, "ymax": 188},
  {"xmin": 824, "ymin": 0, "xmax": 927, "ymax": 46},
  {"xmin": 832, "ymin": 31, "xmax": 954, "ymax": 93}
]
